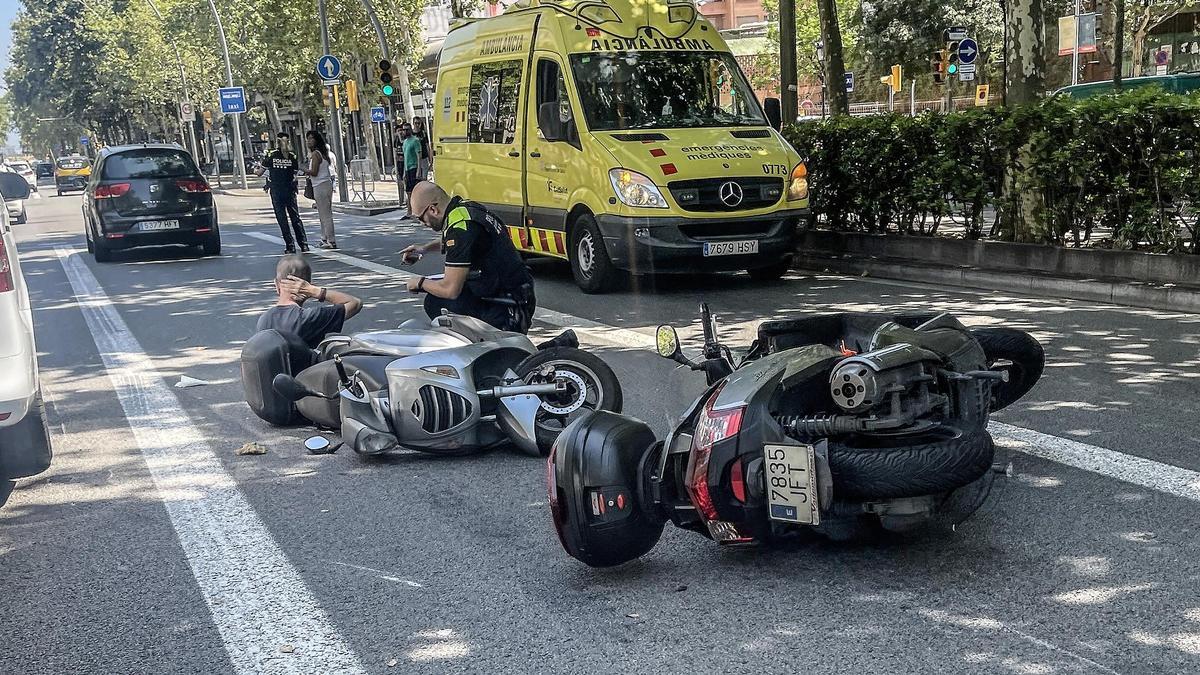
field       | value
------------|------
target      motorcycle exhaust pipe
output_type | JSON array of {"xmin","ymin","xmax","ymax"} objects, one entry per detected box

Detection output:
[{"xmin": 478, "ymin": 382, "xmax": 567, "ymax": 398}]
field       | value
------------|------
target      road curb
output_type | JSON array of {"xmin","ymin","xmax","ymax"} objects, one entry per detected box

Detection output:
[
  {"xmin": 794, "ymin": 254, "xmax": 1200, "ymax": 314},
  {"xmin": 331, "ymin": 202, "xmax": 403, "ymax": 216}
]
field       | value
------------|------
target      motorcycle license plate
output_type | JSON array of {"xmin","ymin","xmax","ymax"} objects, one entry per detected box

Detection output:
[
  {"xmin": 764, "ymin": 444, "xmax": 820, "ymax": 525},
  {"xmin": 703, "ymin": 240, "xmax": 758, "ymax": 257},
  {"xmin": 139, "ymin": 219, "xmax": 180, "ymax": 231}
]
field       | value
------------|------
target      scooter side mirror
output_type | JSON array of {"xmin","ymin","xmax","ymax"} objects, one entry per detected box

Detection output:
[
  {"xmin": 273, "ymin": 373, "xmax": 319, "ymax": 402},
  {"xmin": 304, "ymin": 436, "xmax": 331, "ymax": 453},
  {"xmin": 655, "ymin": 325, "xmax": 682, "ymax": 360}
]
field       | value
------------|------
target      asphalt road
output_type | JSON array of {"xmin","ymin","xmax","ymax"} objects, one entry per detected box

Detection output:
[{"xmin": 3, "ymin": 188, "xmax": 1199, "ymax": 674}]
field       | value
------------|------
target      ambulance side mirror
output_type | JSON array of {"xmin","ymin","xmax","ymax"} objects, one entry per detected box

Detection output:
[{"xmin": 764, "ymin": 97, "xmax": 782, "ymax": 131}]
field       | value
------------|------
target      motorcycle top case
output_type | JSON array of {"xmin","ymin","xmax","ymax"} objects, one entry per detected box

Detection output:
[
  {"xmin": 549, "ymin": 411, "xmax": 664, "ymax": 568},
  {"xmin": 241, "ymin": 329, "xmax": 316, "ymax": 426}
]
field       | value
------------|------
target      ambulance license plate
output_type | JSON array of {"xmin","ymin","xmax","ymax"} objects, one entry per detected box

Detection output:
[
  {"xmin": 764, "ymin": 443, "xmax": 819, "ymax": 525},
  {"xmin": 139, "ymin": 220, "xmax": 180, "ymax": 231},
  {"xmin": 703, "ymin": 240, "xmax": 758, "ymax": 257}
]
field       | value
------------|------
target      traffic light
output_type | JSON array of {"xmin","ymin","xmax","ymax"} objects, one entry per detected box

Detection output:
[
  {"xmin": 345, "ymin": 79, "xmax": 359, "ymax": 111},
  {"xmin": 946, "ymin": 41, "xmax": 960, "ymax": 76},
  {"xmin": 202, "ymin": 109, "xmax": 213, "ymax": 132},
  {"xmin": 379, "ymin": 59, "xmax": 396, "ymax": 97},
  {"xmin": 879, "ymin": 64, "xmax": 901, "ymax": 91},
  {"xmin": 931, "ymin": 49, "xmax": 946, "ymax": 85},
  {"xmin": 322, "ymin": 87, "xmax": 332, "ymax": 107}
]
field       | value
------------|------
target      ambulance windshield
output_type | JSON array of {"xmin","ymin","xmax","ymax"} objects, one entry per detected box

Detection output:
[{"xmin": 570, "ymin": 51, "xmax": 767, "ymax": 131}]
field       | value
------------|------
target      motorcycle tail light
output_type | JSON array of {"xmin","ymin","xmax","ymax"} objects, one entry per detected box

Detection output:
[
  {"xmin": 95, "ymin": 183, "xmax": 131, "ymax": 199},
  {"xmin": 686, "ymin": 387, "xmax": 744, "ymax": 522},
  {"xmin": 0, "ymin": 237, "xmax": 12, "ymax": 293}
]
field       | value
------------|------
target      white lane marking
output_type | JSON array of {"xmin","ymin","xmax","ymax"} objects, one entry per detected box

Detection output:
[
  {"xmin": 992, "ymin": 421, "xmax": 1200, "ymax": 503},
  {"xmin": 240, "ymin": 232, "xmax": 1200, "ymax": 504},
  {"xmin": 56, "ymin": 248, "xmax": 366, "ymax": 675}
]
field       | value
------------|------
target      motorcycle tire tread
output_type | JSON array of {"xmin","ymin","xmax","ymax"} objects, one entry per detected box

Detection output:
[{"xmin": 828, "ymin": 430, "xmax": 995, "ymax": 500}]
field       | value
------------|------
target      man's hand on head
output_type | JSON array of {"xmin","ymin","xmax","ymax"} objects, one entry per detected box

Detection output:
[{"xmin": 280, "ymin": 275, "xmax": 317, "ymax": 302}]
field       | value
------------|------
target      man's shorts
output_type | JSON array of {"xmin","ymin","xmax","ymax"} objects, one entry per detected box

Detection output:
[{"xmin": 404, "ymin": 168, "xmax": 418, "ymax": 193}]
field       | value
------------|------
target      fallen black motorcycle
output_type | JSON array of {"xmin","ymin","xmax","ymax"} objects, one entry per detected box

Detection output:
[{"xmin": 548, "ymin": 305, "xmax": 1044, "ymax": 567}]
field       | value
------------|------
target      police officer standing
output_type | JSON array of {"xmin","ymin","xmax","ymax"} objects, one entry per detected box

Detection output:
[
  {"xmin": 401, "ymin": 181, "xmax": 536, "ymax": 333},
  {"xmin": 255, "ymin": 132, "xmax": 309, "ymax": 254}
]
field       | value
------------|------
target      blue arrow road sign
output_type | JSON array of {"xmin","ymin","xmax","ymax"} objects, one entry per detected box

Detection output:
[
  {"xmin": 958, "ymin": 38, "xmax": 979, "ymax": 65},
  {"xmin": 844, "ymin": 72, "xmax": 854, "ymax": 93},
  {"xmin": 369, "ymin": 106, "xmax": 387, "ymax": 123},
  {"xmin": 317, "ymin": 54, "xmax": 342, "ymax": 80},
  {"xmin": 218, "ymin": 86, "xmax": 247, "ymax": 114}
]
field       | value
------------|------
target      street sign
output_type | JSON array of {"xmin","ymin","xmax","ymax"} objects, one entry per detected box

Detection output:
[
  {"xmin": 317, "ymin": 54, "xmax": 342, "ymax": 81},
  {"xmin": 1155, "ymin": 47, "xmax": 1171, "ymax": 66},
  {"xmin": 369, "ymin": 106, "xmax": 387, "ymax": 123},
  {"xmin": 946, "ymin": 26, "xmax": 968, "ymax": 41},
  {"xmin": 958, "ymin": 63, "xmax": 976, "ymax": 74},
  {"xmin": 322, "ymin": 79, "xmax": 340, "ymax": 87},
  {"xmin": 975, "ymin": 85, "xmax": 990, "ymax": 106},
  {"xmin": 179, "ymin": 101, "xmax": 195, "ymax": 122},
  {"xmin": 844, "ymin": 72, "xmax": 854, "ymax": 93},
  {"xmin": 80, "ymin": 137, "xmax": 89, "ymax": 145},
  {"xmin": 958, "ymin": 38, "xmax": 978, "ymax": 64},
  {"xmin": 218, "ymin": 87, "xmax": 247, "ymax": 114},
  {"xmin": 959, "ymin": 71, "xmax": 975, "ymax": 81}
]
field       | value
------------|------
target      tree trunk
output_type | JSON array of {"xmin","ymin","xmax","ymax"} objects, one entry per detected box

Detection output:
[
  {"xmin": 1113, "ymin": 0, "xmax": 1125, "ymax": 86},
  {"xmin": 1005, "ymin": 0, "xmax": 1045, "ymax": 105},
  {"xmin": 816, "ymin": 0, "xmax": 848, "ymax": 116},
  {"xmin": 1131, "ymin": 10, "xmax": 1152, "ymax": 77},
  {"xmin": 263, "ymin": 95, "xmax": 283, "ymax": 136}
]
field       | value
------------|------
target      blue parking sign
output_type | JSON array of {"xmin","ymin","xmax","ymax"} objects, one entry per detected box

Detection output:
[{"xmin": 218, "ymin": 87, "xmax": 247, "ymax": 114}]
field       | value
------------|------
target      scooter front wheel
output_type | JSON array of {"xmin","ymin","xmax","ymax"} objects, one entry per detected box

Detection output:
[{"xmin": 514, "ymin": 347, "xmax": 623, "ymax": 456}]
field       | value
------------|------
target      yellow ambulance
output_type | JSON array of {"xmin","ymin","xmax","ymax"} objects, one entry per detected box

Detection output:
[{"xmin": 433, "ymin": 0, "xmax": 809, "ymax": 292}]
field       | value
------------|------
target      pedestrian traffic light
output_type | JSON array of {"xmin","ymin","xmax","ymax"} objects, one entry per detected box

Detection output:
[
  {"xmin": 379, "ymin": 59, "xmax": 396, "ymax": 97},
  {"xmin": 345, "ymin": 79, "xmax": 360, "ymax": 111},
  {"xmin": 946, "ymin": 41, "xmax": 960, "ymax": 76},
  {"xmin": 931, "ymin": 49, "xmax": 946, "ymax": 85},
  {"xmin": 879, "ymin": 64, "xmax": 901, "ymax": 91}
]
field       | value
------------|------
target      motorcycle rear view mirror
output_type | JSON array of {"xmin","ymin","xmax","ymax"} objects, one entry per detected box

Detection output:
[
  {"xmin": 304, "ymin": 436, "xmax": 341, "ymax": 455},
  {"xmin": 656, "ymin": 325, "xmax": 682, "ymax": 360}
]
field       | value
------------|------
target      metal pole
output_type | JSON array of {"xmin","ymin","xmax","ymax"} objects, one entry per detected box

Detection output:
[
  {"xmin": 1071, "ymin": 0, "xmax": 1081, "ymax": 85},
  {"xmin": 779, "ymin": 0, "xmax": 798, "ymax": 123},
  {"xmin": 205, "ymin": 0, "xmax": 247, "ymax": 188},
  {"xmin": 910, "ymin": 79, "xmax": 916, "ymax": 116},
  {"xmin": 145, "ymin": 0, "xmax": 200, "ymax": 162},
  {"xmin": 317, "ymin": 0, "xmax": 351, "ymax": 203}
]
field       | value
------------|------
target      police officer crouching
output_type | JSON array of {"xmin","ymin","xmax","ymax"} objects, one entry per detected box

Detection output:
[{"xmin": 401, "ymin": 181, "xmax": 536, "ymax": 333}]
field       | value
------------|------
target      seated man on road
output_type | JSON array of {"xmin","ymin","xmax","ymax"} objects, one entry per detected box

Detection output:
[
  {"xmin": 256, "ymin": 255, "xmax": 363, "ymax": 348},
  {"xmin": 400, "ymin": 181, "xmax": 536, "ymax": 333}
]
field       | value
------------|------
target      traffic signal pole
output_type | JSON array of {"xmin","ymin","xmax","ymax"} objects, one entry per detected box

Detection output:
[
  {"xmin": 317, "ymin": 0, "xmax": 351, "ymax": 203},
  {"xmin": 205, "ymin": 0, "xmax": 247, "ymax": 189},
  {"xmin": 778, "ymin": 0, "xmax": 798, "ymax": 124}
]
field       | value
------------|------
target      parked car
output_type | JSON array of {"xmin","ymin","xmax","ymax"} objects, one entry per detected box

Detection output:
[
  {"xmin": 0, "ymin": 171, "xmax": 52, "ymax": 482},
  {"xmin": 83, "ymin": 144, "xmax": 220, "ymax": 262},
  {"xmin": 5, "ymin": 161, "xmax": 39, "ymax": 192},
  {"xmin": 0, "ymin": 166, "xmax": 27, "ymax": 224}
]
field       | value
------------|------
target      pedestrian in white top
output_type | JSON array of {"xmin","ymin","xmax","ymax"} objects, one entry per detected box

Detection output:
[{"xmin": 300, "ymin": 130, "xmax": 337, "ymax": 249}]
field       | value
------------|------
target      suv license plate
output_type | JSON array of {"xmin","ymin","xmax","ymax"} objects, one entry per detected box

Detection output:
[
  {"xmin": 703, "ymin": 240, "xmax": 758, "ymax": 257},
  {"xmin": 139, "ymin": 220, "xmax": 180, "ymax": 231},
  {"xmin": 764, "ymin": 443, "xmax": 819, "ymax": 525}
]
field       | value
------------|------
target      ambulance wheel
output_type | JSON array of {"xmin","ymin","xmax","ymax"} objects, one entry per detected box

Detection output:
[{"xmin": 570, "ymin": 214, "xmax": 616, "ymax": 294}]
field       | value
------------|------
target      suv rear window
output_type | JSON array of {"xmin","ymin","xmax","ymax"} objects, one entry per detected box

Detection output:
[{"xmin": 101, "ymin": 149, "xmax": 196, "ymax": 179}]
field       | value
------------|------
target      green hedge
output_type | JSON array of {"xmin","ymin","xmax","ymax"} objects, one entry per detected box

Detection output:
[{"xmin": 784, "ymin": 89, "xmax": 1200, "ymax": 253}]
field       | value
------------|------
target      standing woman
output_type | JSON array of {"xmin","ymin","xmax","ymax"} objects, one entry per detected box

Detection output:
[{"xmin": 301, "ymin": 130, "xmax": 338, "ymax": 249}]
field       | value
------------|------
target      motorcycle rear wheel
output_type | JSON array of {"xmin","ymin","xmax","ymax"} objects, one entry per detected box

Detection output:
[{"xmin": 515, "ymin": 347, "xmax": 623, "ymax": 456}]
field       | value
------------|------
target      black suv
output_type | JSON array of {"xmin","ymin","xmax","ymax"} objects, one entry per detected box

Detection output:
[{"xmin": 83, "ymin": 144, "xmax": 219, "ymax": 262}]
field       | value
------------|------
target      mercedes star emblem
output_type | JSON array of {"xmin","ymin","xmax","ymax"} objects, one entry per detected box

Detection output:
[{"xmin": 719, "ymin": 181, "xmax": 744, "ymax": 207}]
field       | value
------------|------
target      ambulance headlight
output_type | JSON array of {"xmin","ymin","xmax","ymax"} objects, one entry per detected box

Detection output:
[
  {"xmin": 609, "ymin": 169, "xmax": 669, "ymax": 209},
  {"xmin": 787, "ymin": 162, "xmax": 809, "ymax": 201}
]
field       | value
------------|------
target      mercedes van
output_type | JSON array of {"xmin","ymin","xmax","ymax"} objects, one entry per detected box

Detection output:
[{"xmin": 433, "ymin": 0, "xmax": 809, "ymax": 292}]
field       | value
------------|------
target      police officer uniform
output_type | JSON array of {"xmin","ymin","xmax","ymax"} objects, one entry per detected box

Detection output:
[
  {"xmin": 265, "ymin": 147, "xmax": 308, "ymax": 252},
  {"xmin": 425, "ymin": 197, "xmax": 536, "ymax": 332}
]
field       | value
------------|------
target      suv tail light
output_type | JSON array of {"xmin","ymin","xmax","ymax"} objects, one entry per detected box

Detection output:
[
  {"xmin": 685, "ymin": 386, "xmax": 744, "ymax": 523},
  {"xmin": 95, "ymin": 183, "xmax": 131, "ymax": 199},
  {"xmin": 0, "ymin": 236, "xmax": 13, "ymax": 293},
  {"xmin": 176, "ymin": 178, "xmax": 211, "ymax": 193}
]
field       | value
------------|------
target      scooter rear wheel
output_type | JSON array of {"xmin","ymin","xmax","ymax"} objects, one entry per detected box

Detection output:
[{"xmin": 515, "ymin": 347, "xmax": 623, "ymax": 456}]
